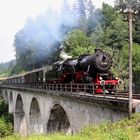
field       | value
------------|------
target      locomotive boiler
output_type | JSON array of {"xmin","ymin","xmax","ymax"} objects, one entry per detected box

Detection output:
[
  {"xmin": 51, "ymin": 49, "xmax": 111, "ymax": 79},
  {"xmin": 77, "ymin": 48, "xmax": 112, "ymax": 73},
  {"xmin": 61, "ymin": 48, "xmax": 112, "ymax": 78}
]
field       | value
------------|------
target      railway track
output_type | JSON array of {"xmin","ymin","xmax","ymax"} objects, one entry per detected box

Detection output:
[
  {"xmin": 96, "ymin": 92, "xmax": 140, "ymax": 99},
  {"xmin": 1, "ymin": 83, "xmax": 140, "ymax": 100}
]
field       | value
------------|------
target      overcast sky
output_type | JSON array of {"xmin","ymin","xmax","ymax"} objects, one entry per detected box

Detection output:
[{"xmin": 0, "ymin": 0, "xmax": 114, "ymax": 63}]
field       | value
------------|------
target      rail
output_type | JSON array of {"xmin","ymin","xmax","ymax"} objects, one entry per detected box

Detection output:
[{"xmin": 1, "ymin": 82, "xmax": 137, "ymax": 100}]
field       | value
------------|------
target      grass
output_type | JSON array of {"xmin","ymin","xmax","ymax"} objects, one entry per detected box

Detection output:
[
  {"xmin": 79, "ymin": 113, "xmax": 140, "ymax": 140},
  {"xmin": 1, "ymin": 133, "xmax": 88, "ymax": 140},
  {"xmin": 1, "ymin": 113, "xmax": 140, "ymax": 140},
  {"xmin": 0, "ymin": 117, "xmax": 13, "ymax": 138}
]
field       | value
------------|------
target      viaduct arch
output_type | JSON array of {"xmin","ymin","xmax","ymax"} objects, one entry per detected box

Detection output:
[
  {"xmin": 29, "ymin": 97, "xmax": 42, "ymax": 134},
  {"xmin": 0, "ymin": 88, "xmax": 129, "ymax": 135},
  {"xmin": 14, "ymin": 94, "xmax": 27, "ymax": 135},
  {"xmin": 47, "ymin": 104, "xmax": 71, "ymax": 133}
]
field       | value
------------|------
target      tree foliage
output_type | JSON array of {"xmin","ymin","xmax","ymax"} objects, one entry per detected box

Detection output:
[
  {"xmin": 0, "ymin": 99, "xmax": 13, "ymax": 137},
  {"xmin": 0, "ymin": 118, "xmax": 13, "ymax": 138},
  {"xmin": 101, "ymin": 3, "xmax": 119, "ymax": 29},
  {"xmin": 63, "ymin": 29, "xmax": 95, "ymax": 57},
  {"xmin": 11, "ymin": 0, "xmax": 140, "ymax": 85},
  {"xmin": 115, "ymin": 0, "xmax": 140, "ymax": 11},
  {"xmin": 113, "ymin": 0, "xmax": 140, "ymax": 82},
  {"xmin": 14, "ymin": 16, "xmax": 61, "ymax": 70},
  {"xmin": 111, "ymin": 42, "xmax": 140, "ymax": 86},
  {"xmin": 14, "ymin": 0, "xmax": 76, "ymax": 71},
  {"xmin": 73, "ymin": 0, "xmax": 86, "ymax": 19}
]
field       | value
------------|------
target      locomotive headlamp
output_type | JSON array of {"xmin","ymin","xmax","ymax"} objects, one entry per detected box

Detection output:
[
  {"xmin": 99, "ymin": 77, "xmax": 103, "ymax": 80},
  {"xmin": 95, "ymin": 86, "xmax": 98, "ymax": 88},
  {"xmin": 100, "ymin": 80, "xmax": 105, "ymax": 85},
  {"xmin": 115, "ymin": 77, "xmax": 118, "ymax": 80},
  {"xmin": 118, "ymin": 79, "xmax": 123, "ymax": 84}
]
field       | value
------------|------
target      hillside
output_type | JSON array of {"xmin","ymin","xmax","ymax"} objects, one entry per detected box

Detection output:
[
  {"xmin": 0, "ymin": 60, "xmax": 16, "ymax": 78},
  {"xmin": 0, "ymin": 60, "xmax": 24, "ymax": 78}
]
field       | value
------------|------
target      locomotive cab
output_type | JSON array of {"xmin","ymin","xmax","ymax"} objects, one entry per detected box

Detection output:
[{"xmin": 45, "ymin": 61, "xmax": 63, "ymax": 83}]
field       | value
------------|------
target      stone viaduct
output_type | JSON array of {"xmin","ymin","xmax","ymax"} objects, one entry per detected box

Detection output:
[{"xmin": 0, "ymin": 85, "xmax": 140, "ymax": 135}]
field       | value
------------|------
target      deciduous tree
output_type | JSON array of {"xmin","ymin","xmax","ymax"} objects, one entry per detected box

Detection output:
[{"xmin": 63, "ymin": 29, "xmax": 94, "ymax": 57}]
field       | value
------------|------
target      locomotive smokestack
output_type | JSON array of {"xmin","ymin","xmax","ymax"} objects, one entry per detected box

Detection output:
[
  {"xmin": 102, "ymin": 54, "xmax": 107, "ymax": 62},
  {"xmin": 59, "ymin": 44, "xmax": 72, "ymax": 60}
]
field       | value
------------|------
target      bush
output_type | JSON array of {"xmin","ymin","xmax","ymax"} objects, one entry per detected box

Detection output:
[
  {"xmin": 0, "ymin": 117, "xmax": 13, "ymax": 138},
  {"xmin": 0, "ymin": 99, "xmax": 13, "ymax": 138},
  {"xmin": 0, "ymin": 99, "xmax": 13, "ymax": 124}
]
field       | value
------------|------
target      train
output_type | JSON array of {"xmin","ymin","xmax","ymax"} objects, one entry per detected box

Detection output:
[{"xmin": 1, "ymin": 48, "xmax": 122, "ymax": 94}]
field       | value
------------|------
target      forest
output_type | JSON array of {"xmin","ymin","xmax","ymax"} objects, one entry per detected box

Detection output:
[
  {"xmin": 1, "ymin": 0, "xmax": 140, "ymax": 139},
  {"xmin": 0, "ymin": 0, "xmax": 140, "ymax": 84}
]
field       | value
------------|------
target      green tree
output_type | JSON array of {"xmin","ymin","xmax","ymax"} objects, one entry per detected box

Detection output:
[
  {"xmin": 0, "ymin": 99, "xmax": 13, "ymax": 137},
  {"xmin": 73, "ymin": 0, "xmax": 86, "ymax": 18},
  {"xmin": 0, "ymin": 118, "xmax": 13, "ymax": 138},
  {"xmin": 0, "ymin": 99, "xmax": 13, "ymax": 123},
  {"xmin": 87, "ymin": 0, "xmax": 94, "ymax": 18},
  {"xmin": 86, "ymin": 0, "xmax": 97, "ymax": 35},
  {"xmin": 101, "ymin": 3, "xmax": 119, "ymax": 29},
  {"xmin": 104, "ymin": 17, "xmax": 128, "ymax": 49},
  {"xmin": 63, "ymin": 29, "xmax": 95, "ymax": 57},
  {"xmin": 14, "ymin": 14, "xmax": 61, "ymax": 70},
  {"xmin": 115, "ymin": 0, "xmax": 140, "ymax": 45},
  {"xmin": 72, "ymin": 0, "xmax": 88, "ymax": 32},
  {"xmin": 114, "ymin": 42, "xmax": 140, "ymax": 81},
  {"xmin": 115, "ymin": 0, "xmax": 140, "ymax": 11},
  {"xmin": 89, "ymin": 4, "xmax": 131, "ymax": 82},
  {"xmin": 91, "ymin": 6, "xmax": 128, "ymax": 49},
  {"xmin": 60, "ymin": 0, "xmax": 76, "ymax": 36}
]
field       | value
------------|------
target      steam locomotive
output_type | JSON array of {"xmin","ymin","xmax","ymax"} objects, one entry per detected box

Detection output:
[
  {"xmin": 45, "ymin": 48, "xmax": 120, "ymax": 93},
  {"xmin": 1, "ymin": 48, "xmax": 121, "ymax": 94}
]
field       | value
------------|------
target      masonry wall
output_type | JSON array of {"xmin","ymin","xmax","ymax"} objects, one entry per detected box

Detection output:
[{"xmin": 0, "ymin": 88, "xmax": 128, "ymax": 135}]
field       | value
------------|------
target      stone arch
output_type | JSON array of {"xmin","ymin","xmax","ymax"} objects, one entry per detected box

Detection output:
[
  {"xmin": 9, "ymin": 91, "xmax": 13, "ymax": 103},
  {"xmin": 4, "ymin": 90, "xmax": 8, "ymax": 102},
  {"xmin": 15, "ymin": 94, "xmax": 27, "ymax": 135},
  {"xmin": 47, "ymin": 104, "xmax": 71, "ymax": 134},
  {"xmin": 29, "ymin": 97, "xmax": 42, "ymax": 134}
]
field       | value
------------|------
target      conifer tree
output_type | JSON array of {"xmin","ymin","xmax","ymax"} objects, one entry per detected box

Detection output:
[
  {"xmin": 60, "ymin": 0, "xmax": 77, "ymax": 37},
  {"xmin": 73, "ymin": 0, "xmax": 86, "ymax": 18},
  {"xmin": 87, "ymin": 0, "xmax": 95, "ymax": 18},
  {"xmin": 115, "ymin": 0, "xmax": 140, "ymax": 44},
  {"xmin": 86, "ymin": 0, "xmax": 96, "ymax": 35},
  {"xmin": 72, "ymin": 0, "xmax": 87, "ymax": 32}
]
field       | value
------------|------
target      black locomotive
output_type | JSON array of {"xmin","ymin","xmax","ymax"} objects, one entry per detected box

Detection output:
[
  {"xmin": 2, "ymin": 48, "xmax": 119, "ymax": 94},
  {"xmin": 46, "ymin": 48, "xmax": 113, "ymax": 83}
]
